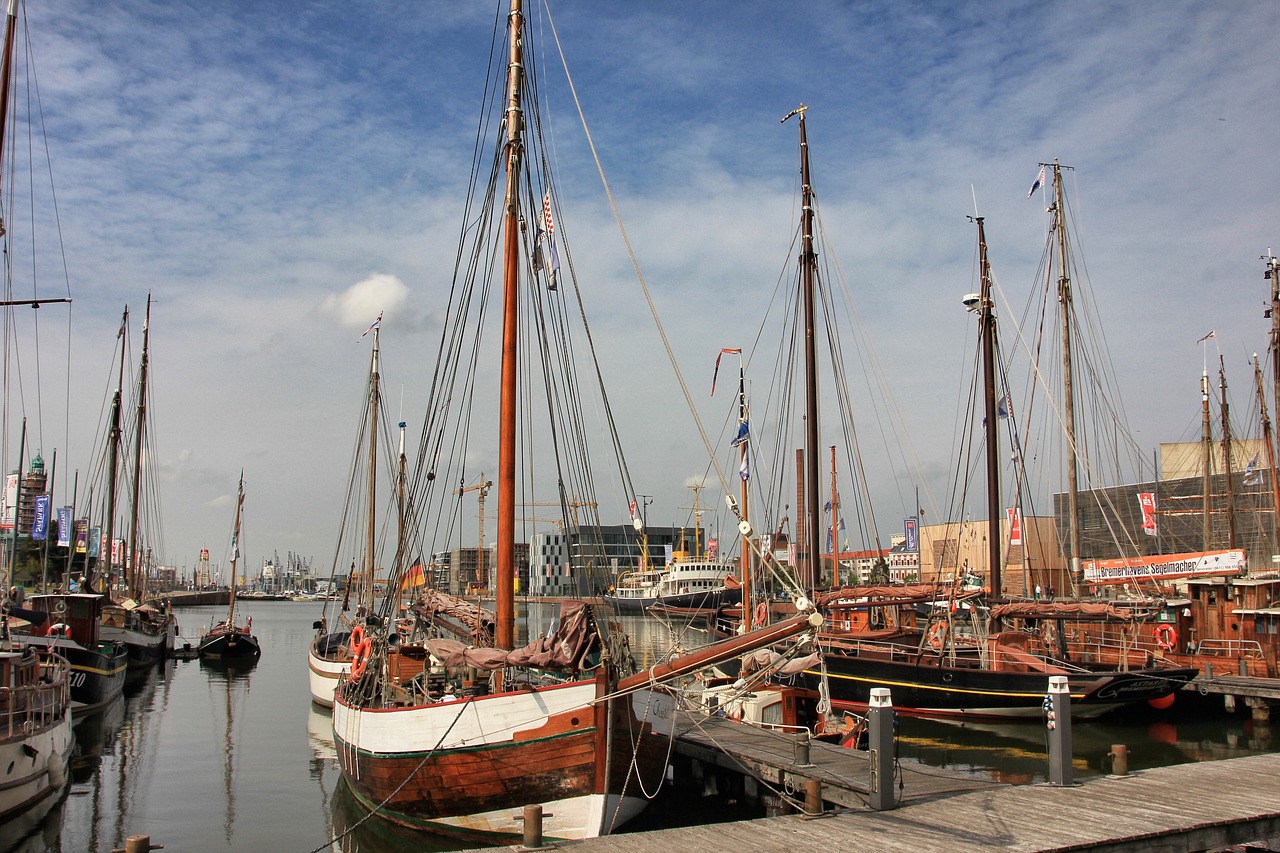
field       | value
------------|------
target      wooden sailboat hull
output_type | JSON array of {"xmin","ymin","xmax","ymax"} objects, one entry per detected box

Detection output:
[
  {"xmin": 100, "ymin": 619, "xmax": 176, "ymax": 667},
  {"xmin": 0, "ymin": 650, "xmax": 73, "ymax": 825},
  {"xmin": 803, "ymin": 646, "xmax": 1198, "ymax": 719},
  {"xmin": 197, "ymin": 624, "xmax": 261, "ymax": 661},
  {"xmin": 18, "ymin": 636, "xmax": 128, "ymax": 711},
  {"xmin": 307, "ymin": 630, "xmax": 352, "ymax": 708},
  {"xmin": 333, "ymin": 675, "xmax": 673, "ymax": 842}
]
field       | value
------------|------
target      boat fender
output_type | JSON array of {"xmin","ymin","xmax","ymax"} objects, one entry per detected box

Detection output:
[
  {"xmin": 47, "ymin": 754, "xmax": 65, "ymax": 788},
  {"xmin": 1154, "ymin": 624, "xmax": 1177, "ymax": 651},
  {"xmin": 754, "ymin": 602, "xmax": 769, "ymax": 626},
  {"xmin": 350, "ymin": 637, "xmax": 373, "ymax": 679}
]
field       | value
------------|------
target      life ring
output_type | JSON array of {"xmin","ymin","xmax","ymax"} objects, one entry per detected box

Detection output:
[
  {"xmin": 754, "ymin": 602, "xmax": 769, "ymax": 626},
  {"xmin": 928, "ymin": 622, "xmax": 946, "ymax": 650},
  {"xmin": 348, "ymin": 624, "xmax": 365, "ymax": 651},
  {"xmin": 1154, "ymin": 624, "xmax": 1178, "ymax": 651},
  {"xmin": 350, "ymin": 637, "xmax": 373, "ymax": 679},
  {"xmin": 48, "ymin": 622, "xmax": 72, "ymax": 641}
]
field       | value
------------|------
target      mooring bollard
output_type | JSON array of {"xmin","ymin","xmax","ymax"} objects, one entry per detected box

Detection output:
[
  {"xmin": 794, "ymin": 729, "xmax": 811, "ymax": 766},
  {"xmin": 804, "ymin": 778, "xmax": 823, "ymax": 816},
  {"xmin": 110, "ymin": 836, "xmax": 164, "ymax": 853},
  {"xmin": 1108, "ymin": 743, "xmax": 1129, "ymax": 776},
  {"xmin": 522, "ymin": 804, "xmax": 543, "ymax": 849}
]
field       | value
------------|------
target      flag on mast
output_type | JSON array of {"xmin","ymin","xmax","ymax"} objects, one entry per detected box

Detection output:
[{"xmin": 1027, "ymin": 165, "xmax": 1045, "ymax": 198}]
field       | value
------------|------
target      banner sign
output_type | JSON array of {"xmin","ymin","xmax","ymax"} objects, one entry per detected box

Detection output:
[
  {"xmin": 1084, "ymin": 549, "xmax": 1245, "ymax": 585},
  {"xmin": 904, "ymin": 517, "xmax": 919, "ymax": 553},
  {"xmin": 1138, "ymin": 492, "xmax": 1158, "ymax": 536},
  {"xmin": 32, "ymin": 495, "xmax": 50, "ymax": 540},
  {"xmin": 56, "ymin": 506, "xmax": 72, "ymax": 547},
  {"xmin": 1006, "ymin": 507, "xmax": 1023, "ymax": 545}
]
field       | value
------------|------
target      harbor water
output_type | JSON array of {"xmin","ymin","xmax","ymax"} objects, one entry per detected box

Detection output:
[{"xmin": 6, "ymin": 599, "xmax": 1278, "ymax": 853}]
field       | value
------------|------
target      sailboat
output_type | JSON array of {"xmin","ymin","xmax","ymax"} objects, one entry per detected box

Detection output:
[
  {"xmin": 99, "ymin": 296, "xmax": 178, "ymax": 667},
  {"xmin": 744, "ymin": 117, "xmax": 1196, "ymax": 718},
  {"xmin": 308, "ymin": 320, "xmax": 389, "ymax": 707},
  {"xmin": 0, "ymin": 639, "xmax": 72, "ymax": 828},
  {"xmin": 197, "ymin": 473, "xmax": 261, "ymax": 662},
  {"xmin": 2, "ymin": 29, "xmax": 127, "ymax": 706},
  {"xmin": 331, "ymin": 1, "xmax": 820, "ymax": 842}
]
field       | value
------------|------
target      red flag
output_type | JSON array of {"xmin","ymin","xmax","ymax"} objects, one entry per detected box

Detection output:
[{"xmin": 711, "ymin": 347, "xmax": 742, "ymax": 396}]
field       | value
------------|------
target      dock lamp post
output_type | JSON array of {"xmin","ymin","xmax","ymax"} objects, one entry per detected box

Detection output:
[
  {"xmin": 1046, "ymin": 675, "xmax": 1074, "ymax": 786},
  {"xmin": 868, "ymin": 687, "xmax": 896, "ymax": 810}
]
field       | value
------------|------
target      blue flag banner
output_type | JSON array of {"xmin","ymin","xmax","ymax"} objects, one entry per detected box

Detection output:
[
  {"xmin": 32, "ymin": 495, "xmax": 50, "ymax": 541},
  {"xmin": 57, "ymin": 506, "xmax": 72, "ymax": 547},
  {"xmin": 905, "ymin": 517, "xmax": 919, "ymax": 553}
]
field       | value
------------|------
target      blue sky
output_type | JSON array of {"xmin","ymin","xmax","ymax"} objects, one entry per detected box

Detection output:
[{"xmin": 4, "ymin": 1, "xmax": 1278, "ymax": 577}]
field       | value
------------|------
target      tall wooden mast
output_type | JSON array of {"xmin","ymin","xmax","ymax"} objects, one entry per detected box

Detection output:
[
  {"xmin": 127, "ymin": 295, "xmax": 152, "ymax": 599},
  {"xmin": 782, "ymin": 105, "xmax": 822, "ymax": 593},
  {"xmin": 364, "ymin": 323, "xmax": 380, "ymax": 611},
  {"xmin": 1049, "ymin": 162, "xmax": 1082, "ymax": 585},
  {"xmin": 97, "ymin": 308, "xmax": 128, "ymax": 593},
  {"xmin": 1201, "ymin": 356, "xmax": 1213, "ymax": 550},
  {"xmin": 1253, "ymin": 355, "xmax": 1280, "ymax": 559},
  {"xmin": 1219, "ymin": 356, "xmax": 1236, "ymax": 549},
  {"xmin": 0, "ymin": 0, "xmax": 18, "ymax": 239},
  {"xmin": 495, "ymin": 0, "xmax": 525, "ymax": 650},
  {"xmin": 975, "ymin": 216, "xmax": 1002, "ymax": 597}
]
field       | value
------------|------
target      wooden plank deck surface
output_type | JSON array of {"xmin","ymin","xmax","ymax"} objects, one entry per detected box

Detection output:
[
  {"xmin": 669, "ymin": 709, "xmax": 1000, "ymax": 808},
  {"xmin": 499, "ymin": 751, "xmax": 1280, "ymax": 852}
]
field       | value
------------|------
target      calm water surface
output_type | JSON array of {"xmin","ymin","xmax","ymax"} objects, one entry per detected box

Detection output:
[{"xmin": 6, "ymin": 600, "xmax": 1277, "ymax": 852}]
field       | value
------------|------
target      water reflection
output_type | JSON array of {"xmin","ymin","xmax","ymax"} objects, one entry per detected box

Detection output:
[{"xmin": 897, "ymin": 702, "xmax": 1276, "ymax": 785}]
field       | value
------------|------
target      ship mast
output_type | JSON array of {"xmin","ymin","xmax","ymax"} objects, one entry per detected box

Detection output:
[
  {"xmin": 1268, "ymin": 250, "xmax": 1280, "ymax": 428},
  {"xmin": 1254, "ymin": 355, "xmax": 1280, "ymax": 561},
  {"xmin": 364, "ymin": 323, "xmax": 380, "ymax": 612},
  {"xmin": 1201, "ymin": 354, "xmax": 1212, "ymax": 550},
  {"xmin": 1049, "ymin": 162, "xmax": 1083, "ymax": 586},
  {"xmin": 735, "ymin": 356, "xmax": 752, "ymax": 627},
  {"xmin": 975, "ymin": 216, "xmax": 1002, "ymax": 597},
  {"xmin": 1220, "ymin": 356, "xmax": 1236, "ymax": 550},
  {"xmin": 782, "ymin": 105, "xmax": 822, "ymax": 593},
  {"xmin": 97, "ymin": 308, "xmax": 129, "ymax": 594},
  {"xmin": 495, "ymin": 0, "xmax": 525, "ymax": 651},
  {"xmin": 127, "ymin": 296, "xmax": 152, "ymax": 599}
]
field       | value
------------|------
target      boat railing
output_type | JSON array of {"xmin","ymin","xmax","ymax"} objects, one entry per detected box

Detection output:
[
  {"xmin": 0, "ymin": 653, "xmax": 70, "ymax": 738},
  {"xmin": 1193, "ymin": 638, "xmax": 1266, "ymax": 658}
]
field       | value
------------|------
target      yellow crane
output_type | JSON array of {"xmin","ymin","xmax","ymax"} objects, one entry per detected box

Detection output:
[{"xmin": 455, "ymin": 474, "xmax": 493, "ymax": 589}]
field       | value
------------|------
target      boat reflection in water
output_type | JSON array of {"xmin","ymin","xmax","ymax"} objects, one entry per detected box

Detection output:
[{"xmin": 897, "ymin": 701, "xmax": 1276, "ymax": 785}]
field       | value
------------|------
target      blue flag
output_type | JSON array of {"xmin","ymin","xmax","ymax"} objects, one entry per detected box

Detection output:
[{"xmin": 730, "ymin": 419, "xmax": 749, "ymax": 447}]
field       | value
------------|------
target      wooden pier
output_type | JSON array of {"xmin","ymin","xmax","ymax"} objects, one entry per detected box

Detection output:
[
  {"xmin": 668, "ymin": 709, "xmax": 997, "ymax": 810},
  {"xmin": 473, "ymin": 712, "xmax": 1280, "ymax": 852}
]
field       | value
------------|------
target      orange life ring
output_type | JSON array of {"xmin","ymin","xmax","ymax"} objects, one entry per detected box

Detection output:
[
  {"xmin": 753, "ymin": 602, "xmax": 769, "ymax": 626},
  {"xmin": 48, "ymin": 622, "xmax": 72, "ymax": 641},
  {"xmin": 348, "ymin": 624, "xmax": 365, "ymax": 650},
  {"xmin": 928, "ymin": 622, "xmax": 946, "ymax": 650},
  {"xmin": 350, "ymin": 637, "xmax": 373, "ymax": 679},
  {"xmin": 1154, "ymin": 624, "xmax": 1178, "ymax": 651}
]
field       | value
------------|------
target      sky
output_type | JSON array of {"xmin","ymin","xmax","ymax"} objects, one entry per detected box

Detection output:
[{"xmin": 2, "ymin": 1, "xmax": 1278, "ymax": 579}]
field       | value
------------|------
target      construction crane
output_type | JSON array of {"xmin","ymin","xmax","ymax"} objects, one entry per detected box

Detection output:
[
  {"xmin": 455, "ymin": 473, "xmax": 494, "ymax": 588},
  {"xmin": 516, "ymin": 499, "xmax": 597, "ymax": 529}
]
